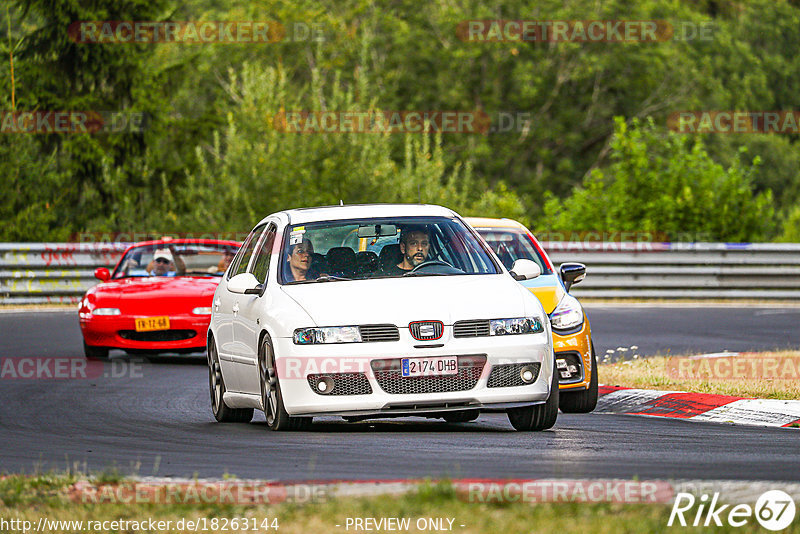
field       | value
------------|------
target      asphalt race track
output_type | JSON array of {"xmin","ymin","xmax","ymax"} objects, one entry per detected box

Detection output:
[
  {"xmin": 4, "ymin": 306, "xmax": 800, "ymax": 360},
  {"xmin": 1, "ymin": 307, "xmax": 799, "ymax": 481},
  {"xmin": 586, "ymin": 305, "xmax": 800, "ymax": 357}
]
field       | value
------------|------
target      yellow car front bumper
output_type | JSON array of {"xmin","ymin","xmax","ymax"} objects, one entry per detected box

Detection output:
[{"xmin": 552, "ymin": 317, "xmax": 593, "ymax": 391}]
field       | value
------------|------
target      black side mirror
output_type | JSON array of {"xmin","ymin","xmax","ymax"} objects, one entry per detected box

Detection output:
[
  {"xmin": 244, "ymin": 284, "xmax": 264, "ymax": 295},
  {"xmin": 560, "ymin": 263, "xmax": 586, "ymax": 291}
]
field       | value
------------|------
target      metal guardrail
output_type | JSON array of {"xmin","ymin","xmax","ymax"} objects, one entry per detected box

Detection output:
[
  {"xmin": 544, "ymin": 242, "xmax": 800, "ymax": 299},
  {"xmin": 1, "ymin": 242, "xmax": 799, "ymax": 304},
  {"xmin": 0, "ymin": 243, "xmax": 128, "ymax": 305}
]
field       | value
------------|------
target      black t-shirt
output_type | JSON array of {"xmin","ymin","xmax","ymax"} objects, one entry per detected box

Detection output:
[{"xmin": 381, "ymin": 263, "xmax": 411, "ymax": 277}]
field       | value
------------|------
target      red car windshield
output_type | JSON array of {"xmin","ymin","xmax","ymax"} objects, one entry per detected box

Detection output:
[{"xmin": 113, "ymin": 243, "xmax": 239, "ymax": 279}]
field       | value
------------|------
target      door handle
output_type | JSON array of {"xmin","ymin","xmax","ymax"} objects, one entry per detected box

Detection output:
[
  {"xmin": 232, "ymin": 303, "xmax": 239, "ymax": 316},
  {"xmin": 214, "ymin": 298, "xmax": 220, "ymax": 312}
]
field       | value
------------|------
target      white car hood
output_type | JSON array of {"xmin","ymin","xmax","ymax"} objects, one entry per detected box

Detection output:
[{"xmin": 280, "ymin": 275, "xmax": 530, "ymax": 326}]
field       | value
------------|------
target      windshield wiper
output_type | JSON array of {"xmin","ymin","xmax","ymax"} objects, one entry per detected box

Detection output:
[
  {"xmin": 402, "ymin": 271, "xmax": 448, "ymax": 277},
  {"xmin": 314, "ymin": 274, "xmax": 352, "ymax": 282},
  {"xmin": 285, "ymin": 275, "xmax": 352, "ymax": 284}
]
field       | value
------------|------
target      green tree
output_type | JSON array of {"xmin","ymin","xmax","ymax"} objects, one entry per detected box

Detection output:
[
  {"xmin": 177, "ymin": 52, "xmax": 527, "ymax": 233},
  {"xmin": 3, "ymin": 0, "xmax": 800, "ymax": 241},
  {"xmin": 3, "ymin": 0, "xmax": 166, "ymax": 238},
  {"xmin": 540, "ymin": 117, "xmax": 775, "ymax": 241},
  {"xmin": 777, "ymin": 205, "xmax": 800, "ymax": 243}
]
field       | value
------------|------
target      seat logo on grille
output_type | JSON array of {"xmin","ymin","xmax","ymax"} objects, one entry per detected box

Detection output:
[{"xmin": 409, "ymin": 320, "xmax": 443, "ymax": 341}]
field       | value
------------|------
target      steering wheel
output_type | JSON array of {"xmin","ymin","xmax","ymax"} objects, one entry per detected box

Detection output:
[{"xmin": 409, "ymin": 259, "xmax": 454, "ymax": 273}]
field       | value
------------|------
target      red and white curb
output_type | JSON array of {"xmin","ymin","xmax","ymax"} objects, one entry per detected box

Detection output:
[{"xmin": 597, "ymin": 385, "xmax": 800, "ymax": 428}]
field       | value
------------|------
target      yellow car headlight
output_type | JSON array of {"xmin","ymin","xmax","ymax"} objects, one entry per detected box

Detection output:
[{"xmin": 550, "ymin": 294, "xmax": 584, "ymax": 331}]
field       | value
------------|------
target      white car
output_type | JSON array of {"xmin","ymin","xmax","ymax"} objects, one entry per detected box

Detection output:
[{"xmin": 207, "ymin": 204, "xmax": 558, "ymax": 431}]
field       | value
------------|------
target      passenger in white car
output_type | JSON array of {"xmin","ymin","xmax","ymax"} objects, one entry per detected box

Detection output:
[{"xmin": 284, "ymin": 238, "xmax": 315, "ymax": 282}]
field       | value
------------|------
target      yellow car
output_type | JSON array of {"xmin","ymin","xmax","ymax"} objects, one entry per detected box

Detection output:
[{"xmin": 466, "ymin": 217, "xmax": 597, "ymax": 413}]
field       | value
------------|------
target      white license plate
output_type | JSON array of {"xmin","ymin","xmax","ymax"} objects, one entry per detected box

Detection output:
[{"xmin": 401, "ymin": 356, "xmax": 458, "ymax": 377}]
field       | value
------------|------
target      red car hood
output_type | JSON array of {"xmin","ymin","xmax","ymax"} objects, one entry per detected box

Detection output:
[{"xmin": 92, "ymin": 276, "xmax": 220, "ymax": 315}]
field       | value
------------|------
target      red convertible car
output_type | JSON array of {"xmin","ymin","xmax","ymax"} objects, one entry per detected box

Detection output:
[{"xmin": 79, "ymin": 238, "xmax": 240, "ymax": 358}]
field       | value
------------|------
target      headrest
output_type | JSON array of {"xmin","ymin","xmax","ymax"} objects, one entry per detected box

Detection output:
[
  {"xmin": 379, "ymin": 243, "xmax": 402, "ymax": 269},
  {"xmin": 326, "ymin": 247, "xmax": 357, "ymax": 269}
]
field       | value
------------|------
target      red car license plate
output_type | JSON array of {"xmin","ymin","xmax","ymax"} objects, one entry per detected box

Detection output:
[{"xmin": 135, "ymin": 316, "xmax": 170, "ymax": 332}]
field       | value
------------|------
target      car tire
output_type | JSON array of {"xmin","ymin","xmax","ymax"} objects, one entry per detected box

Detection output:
[
  {"xmin": 558, "ymin": 345, "xmax": 599, "ymax": 414},
  {"xmin": 507, "ymin": 352, "xmax": 559, "ymax": 431},
  {"xmin": 208, "ymin": 335, "xmax": 254, "ymax": 423},
  {"xmin": 442, "ymin": 410, "xmax": 480, "ymax": 423},
  {"xmin": 260, "ymin": 335, "xmax": 312, "ymax": 431},
  {"xmin": 83, "ymin": 341, "xmax": 109, "ymax": 359}
]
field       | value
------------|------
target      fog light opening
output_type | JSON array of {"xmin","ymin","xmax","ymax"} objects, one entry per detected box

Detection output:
[
  {"xmin": 316, "ymin": 376, "xmax": 335, "ymax": 394},
  {"xmin": 519, "ymin": 365, "xmax": 537, "ymax": 384}
]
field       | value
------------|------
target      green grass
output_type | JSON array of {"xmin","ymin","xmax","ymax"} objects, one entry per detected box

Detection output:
[
  {"xmin": 2, "ymin": 475, "xmax": 799, "ymax": 533},
  {"xmin": 599, "ymin": 351, "xmax": 800, "ymax": 400}
]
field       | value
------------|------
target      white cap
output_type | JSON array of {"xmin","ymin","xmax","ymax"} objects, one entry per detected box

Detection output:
[{"xmin": 153, "ymin": 248, "xmax": 173, "ymax": 262}]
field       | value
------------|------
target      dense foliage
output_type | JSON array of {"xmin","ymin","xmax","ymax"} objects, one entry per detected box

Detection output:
[
  {"xmin": 541, "ymin": 118, "xmax": 775, "ymax": 242},
  {"xmin": 1, "ymin": 0, "xmax": 798, "ymax": 241}
]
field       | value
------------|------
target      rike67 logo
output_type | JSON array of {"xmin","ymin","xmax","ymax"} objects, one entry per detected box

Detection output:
[{"xmin": 669, "ymin": 490, "xmax": 796, "ymax": 530}]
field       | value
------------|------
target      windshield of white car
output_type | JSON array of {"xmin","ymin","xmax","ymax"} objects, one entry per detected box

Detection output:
[
  {"xmin": 280, "ymin": 217, "xmax": 500, "ymax": 284},
  {"xmin": 112, "ymin": 243, "xmax": 240, "ymax": 279},
  {"xmin": 474, "ymin": 228, "xmax": 553, "ymax": 275}
]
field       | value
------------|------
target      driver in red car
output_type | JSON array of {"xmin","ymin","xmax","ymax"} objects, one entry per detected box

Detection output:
[
  {"xmin": 382, "ymin": 226, "xmax": 430, "ymax": 276},
  {"xmin": 148, "ymin": 248, "xmax": 178, "ymax": 276},
  {"xmin": 208, "ymin": 249, "xmax": 236, "ymax": 274}
]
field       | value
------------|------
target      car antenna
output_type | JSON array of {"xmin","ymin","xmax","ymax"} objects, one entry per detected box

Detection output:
[{"xmin": 339, "ymin": 199, "xmax": 344, "ymax": 206}]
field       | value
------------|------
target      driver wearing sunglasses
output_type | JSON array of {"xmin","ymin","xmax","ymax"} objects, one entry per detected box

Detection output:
[{"xmin": 149, "ymin": 248, "xmax": 176, "ymax": 276}]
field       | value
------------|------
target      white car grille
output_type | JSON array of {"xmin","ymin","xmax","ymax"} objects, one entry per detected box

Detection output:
[{"xmin": 370, "ymin": 355, "xmax": 486, "ymax": 394}]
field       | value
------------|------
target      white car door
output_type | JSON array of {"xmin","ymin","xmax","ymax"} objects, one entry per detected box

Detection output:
[
  {"xmin": 218, "ymin": 224, "xmax": 266, "ymax": 392},
  {"xmin": 233, "ymin": 223, "xmax": 278, "ymax": 395}
]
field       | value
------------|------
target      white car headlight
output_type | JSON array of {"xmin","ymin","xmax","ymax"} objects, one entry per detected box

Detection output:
[
  {"xmin": 293, "ymin": 326, "xmax": 362, "ymax": 345},
  {"xmin": 550, "ymin": 294, "xmax": 584, "ymax": 331},
  {"xmin": 92, "ymin": 307, "xmax": 121, "ymax": 315},
  {"xmin": 192, "ymin": 306, "xmax": 213, "ymax": 315},
  {"xmin": 489, "ymin": 317, "xmax": 544, "ymax": 336}
]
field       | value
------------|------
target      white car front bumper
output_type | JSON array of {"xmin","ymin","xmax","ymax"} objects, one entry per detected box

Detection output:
[{"xmin": 272, "ymin": 332, "xmax": 554, "ymax": 416}]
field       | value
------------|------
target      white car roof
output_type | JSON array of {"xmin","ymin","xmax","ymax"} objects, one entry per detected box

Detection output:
[{"xmin": 260, "ymin": 204, "xmax": 459, "ymax": 226}]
